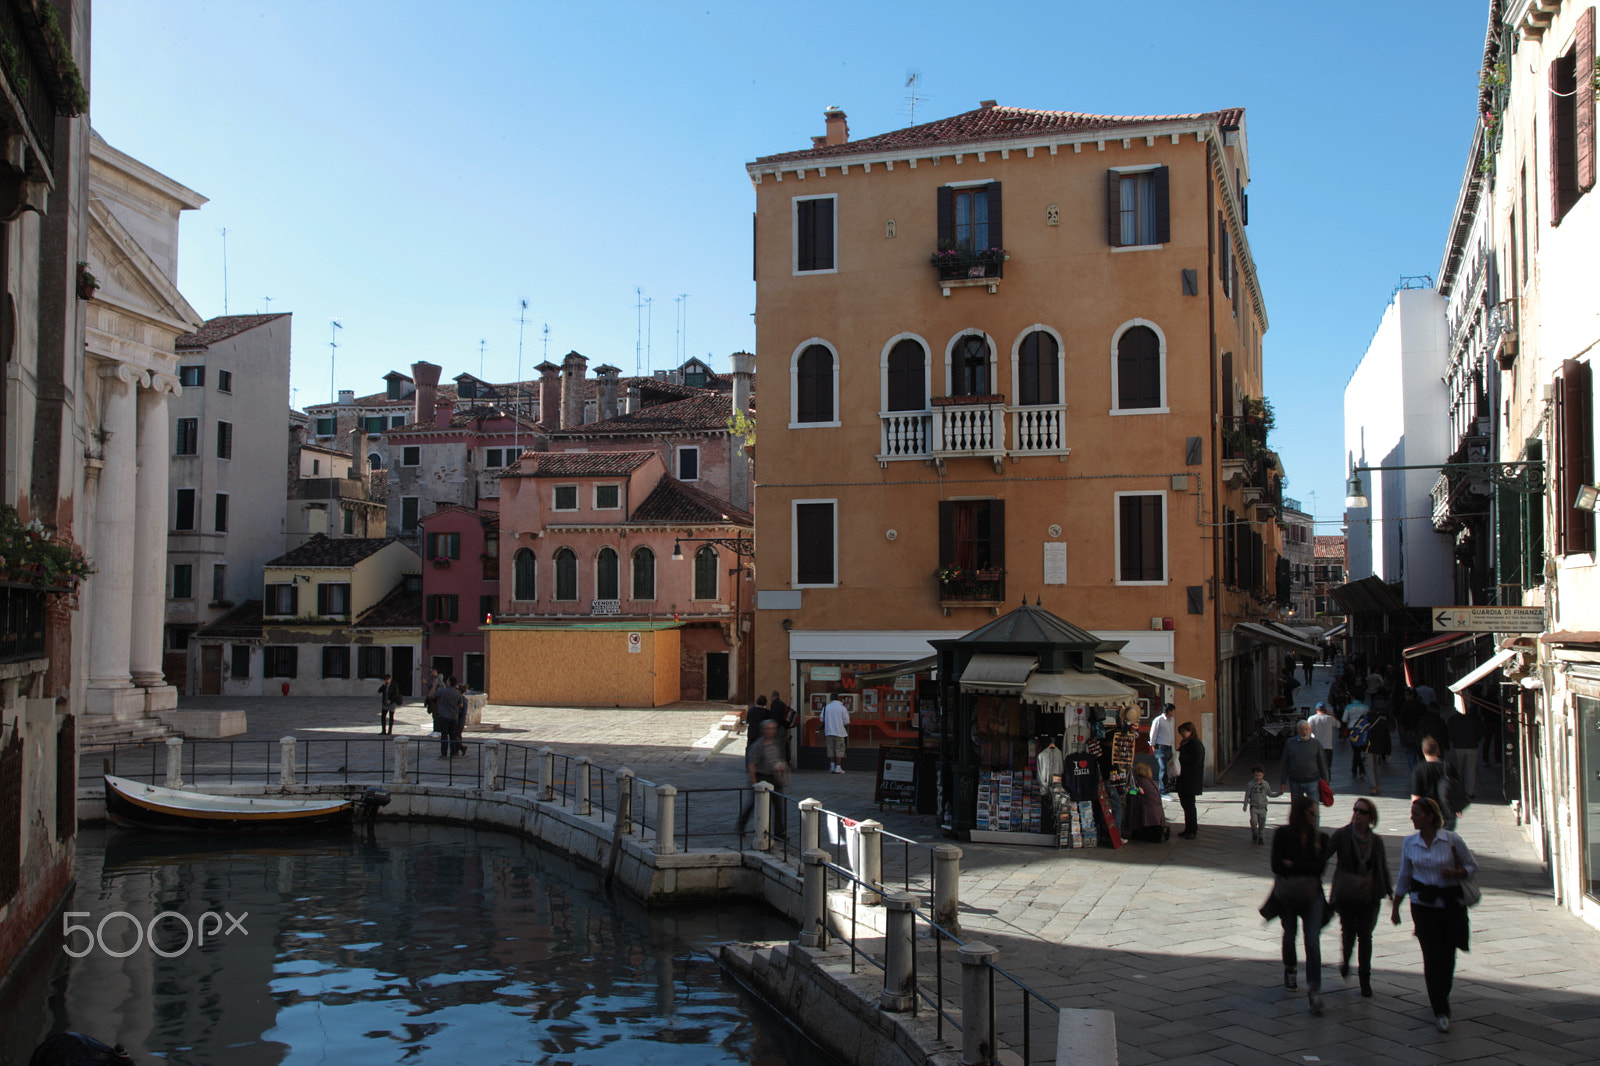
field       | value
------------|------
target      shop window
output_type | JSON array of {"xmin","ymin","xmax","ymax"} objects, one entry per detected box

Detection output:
[
  {"xmin": 794, "ymin": 500, "xmax": 836, "ymax": 586},
  {"xmin": 322, "ymin": 646, "xmax": 350, "ymax": 679},
  {"xmin": 512, "ymin": 548, "xmax": 535, "ymax": 600},
  {"xmin": 793, "ymin": 342, "xmax": 837, "ymax": 424},
  {"xmin": 596, "ymin": 547, "xmax": 619, "ymax": 600},
  {"xmin": 693, "ymin": 545, "xmax": 718, "ymax": 600},
  {"xmin": 885, "ymin": 337, "xmax": 927, "ymax": 412},
  {"xmin": 1113, "ymin": 321, "xmax": 1165, "ymax": 411},
  {"xmin": 794, "ymin": 195, "xmax": 836, "ymax": 273},
  {"xmin": 1015, "ymin": 329, "xmax": 1060, "ymax": 407},
  {"xmin": 554, "ymin": 548, "xmax": 578, "ymax": 600},
  {"xmin": 949, "ymin": 333, "xmax": 992, "ymax": 397},
  {"xmin": 231, "ymin": 644, "xmax": 251, "ymax": 679},
  {"xmin": 1116, "ymin": 492, "xmax": 1167, "ymax": 584},
  {"xmin": 632, "ymin": 546, "xmax": 655, "ymax": 600}
]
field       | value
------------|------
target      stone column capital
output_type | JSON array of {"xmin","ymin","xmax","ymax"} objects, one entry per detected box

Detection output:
[
  {"xmin": 99, "ymin": 363, "xmax": 149, "ymax": 388},
  {"xmin": 144, "ymin": 372, "xmax": 182, "ymax": 396}
]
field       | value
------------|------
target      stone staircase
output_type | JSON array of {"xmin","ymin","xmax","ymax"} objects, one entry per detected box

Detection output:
[{"xmin": 77, "ymin": 714, "xmax": 173, "ymax": 749}]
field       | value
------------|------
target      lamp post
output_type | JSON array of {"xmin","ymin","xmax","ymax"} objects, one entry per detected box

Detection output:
[
  {"xmin": 671, "ymin": 533, "xmax": 756, "ymax": 702},
  {"xmin": 1343, "ymin": 460, "xmax": 1544, "ymax": 510}
]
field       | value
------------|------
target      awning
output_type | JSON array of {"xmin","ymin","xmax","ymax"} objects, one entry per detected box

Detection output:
[
  {"xmin": 1401, "ymin": 633, "xmax": 1477, "ymax": 660},
  {"xmin": 959, "ymin": 653, "xmax": 1036, "ymax": 694},
  {"xmin": 856, "ymin": 655, "xmax": 936, "ymax": 683},
  {"xmin": 1235, "ymin": 622, "xmax": 1320, "ymax": 657},
  {"xmin": 1094, "ymin": 652, "xmax": 1206, "ymax": 700},
  {"xmin": 1448, "ymin": 648, "xmax": 1518, "ymax": 693},
  {"xmin": 1324, "ymin": 622, "xmax": 1348, "ymax": 638},
  {"xmin": 1020, "ymin": 670, "xmax": 1138, "ymax": 708}
]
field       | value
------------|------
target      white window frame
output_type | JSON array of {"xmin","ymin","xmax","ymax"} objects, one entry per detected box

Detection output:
[
  {"xmin": 1008, "ymin": 324, "xmax": 1066, "ymax": 407},
  {"xmin": 401, "ymin": 445, "xmax": 421, "ymax": 467},
  {"xmin": 630, "ymin": 545, "xmax": 656, "ymax": 601},
  {"xmin": 676, "ymin": 444, "xmax": 701, "ymax": 482},
  {"xmin": 1109, "ymin": 318, "xmax": 1170, "ymax": 415},
  {"xmin": 789, "ymin": 337, "xmax": 841, "ymax": 428},
  {"xmin": 691, "ymin": 544, "xmax": 720, "ymax": 601},
  {"xmin": 553, "ymin": 547, "xmax": 579, "ymax": 601},
  {"xmin": 1113, "ymin": 490, "xmax": 1169, "ymax": 586},
  {"xmin": 593, "ymin": 483, "xmax": 621, "ymax": 510},
  {"xmin": 511, "ymin": 547, "xmax": 536, "ymax": 602},
  {"xmin": 1108, "ymin": 164, "xmax": 1166, "ymax": 251},
  {"xmin": 792, "ymin": 497, "xmax": 839, "ymax": 588},
  {"xmin": 553, "ymin": 484, "xmax": 579, "ymax": 511},
  {"xmin": 879, "ymin": 332, "xmax": 932, "ymax": 413},
  {"xmin": 791, "ymin": 193, "xmax": 838, "ymax": 276},
  {"xmin": 943, "ymin": 330, "xmax": 999, "ymax": 397},
  {"xmin": 484, "ymin": 447, "xmax": 504, "ymax": 468}
]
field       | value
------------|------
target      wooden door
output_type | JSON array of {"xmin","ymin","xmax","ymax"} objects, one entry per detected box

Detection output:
[{"xmin": 200, "ymin": 645, "xmax": 222, "ymax": 695}]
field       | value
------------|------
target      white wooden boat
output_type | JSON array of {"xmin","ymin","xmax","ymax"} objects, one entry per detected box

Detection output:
[{"xmin": 104, "ymin": 774, "xmax": 355, "ymax": 832}]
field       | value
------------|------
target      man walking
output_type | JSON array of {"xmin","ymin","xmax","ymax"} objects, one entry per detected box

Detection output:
[
  {"xmin": 1308, "ymin": 702, "xmax": 1339, "ymax": 761},
  {"xmin": 743, "ymin": 694, "xmax": 770, "ymax": 760},
  {"xmin": 435, "ymin": 678, "xmax": 464, "ymax": 758},
  {"xmin": 740, "ymin": 719, "xmax": 790, "ymax": 839},
  {"xmin": 424, "ymin": 667, "xmax": 444, "ymax": 735},
  {"xmin": 823, "ymin": 693, "xmax": 850, "ymax": 773},
  {"xmin": 1341, "ymin": 697, "xmax": 1370, "ymax": 778},
  {"xmin": 1149, "ymin": 702, "xmax": 1177, "ymax": 794},
  {"xmin": 1411, "ymin": 736, "xmax": 1465, "ymax": 831},
  {"xmin": 1447, "ymin": 705, "xmax": 1484, "ymax": 800},
  {"xmin": 1279, "ymin": 721, "xmax": 1328, "ymax": 804}
]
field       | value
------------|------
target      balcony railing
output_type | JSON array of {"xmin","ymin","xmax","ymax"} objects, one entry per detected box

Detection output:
[
  {"xmin": 937, "ymin": 569, "xmax": 1006, "ymax": 606},
  {"xmin": 880, "ymin": 405, "xmax": 1067, "ymax": 463},
  {"xmin": 879, "ymin": 411, "xmax": 933, "ymax": 460},
  {"xmin": 932, "ymin": 397, "xmax": 1006, "ymax": 467},
  {"xmin": 1009, "ymin": 404, "xmax": 1067, "ymax": 456},
  {"xmin": 0, "ymin": 582, "xmax": 48, "ymax": 663}
]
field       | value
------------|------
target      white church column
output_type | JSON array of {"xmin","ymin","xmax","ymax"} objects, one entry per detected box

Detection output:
[
  {"xmin": 86, "ymin": 364, "xmax": 145, "ymax": 713},
  {"xmin": 131, "ymin": 373, "xmax": 180, "ymax": 711}
]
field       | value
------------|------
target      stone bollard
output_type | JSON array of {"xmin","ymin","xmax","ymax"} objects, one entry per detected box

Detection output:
[
  {"xmin": 654, "ymin": 784, "xmax": 677, "ymax": 855},
  {"xmin": 576, "ymin": 757, "xmax": 592, "ymax": 815},
  {"xmin": 540, "ymin": 748, "xmax": 555, "ymax": 802},
  {"xmin": 752, "ymin": 781, "xmax": 773, "ymax": 852},
  {"xmin": 934, "ymin": 844, "xmax": 963, "ymax": 935},
  {"xmin": 164, "ymin": 736, "xmax": 183, "ymax": 788},
  {"xmin": 617, "ymin": 768, "xmax": 634, "ymax": 834},
  {"xmin": 394, "ymin": 736, "xmax": 410, "ymax": 784},
  {"xmin": 279, "ymin": 736, "xmax": 297, "ymax": 786},
  {"xmin": 958, "ymin": 942, "xmax": 999, "ymax": 1066},
  {"xmin": 880, "ymin": 892, "xmax": 917, "ymax": 1012},
  {"xmin": 484, "ymin": 740, "xmax": 501, "ymax": 791},
  {"xmin": 801, "ymin": 849, "xmax": 830, "ymax": 948},
  {"xmin": 798, "ymin": 798, "xmax": 822, "ymax": 855},
  {"xmin": 857, "ymin": 819, "xmax": 883, "ymax": 905}
]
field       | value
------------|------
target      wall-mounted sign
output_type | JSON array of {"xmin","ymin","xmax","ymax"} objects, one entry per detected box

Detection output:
[
  {"xmin": 810, "ymin": 665, "xmax": 842, "ymax": 681},
  {"xmin": 627, "ymin": 632, "xmax": 642, "ymax": 653},
  {"xmin": 592, "ymin": 599, "xmax": 620, "ymax": 616},
  {"xmin": 1431, "ymin": 606, "xmax": 1545, "ymax": 633}
]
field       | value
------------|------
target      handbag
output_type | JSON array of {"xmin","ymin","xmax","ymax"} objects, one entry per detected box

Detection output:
[
  {"xmin": 1167, "ymin": 750, "xmax": 1182, "ymax": 781},
  {"xmin": 1318, "ymin": 778, "xmax": 1334, "ymax": 807},
  {"xmin": 1453, "ymin": 843, "xmax": 1482, "ymax": 906},
  {"xmin": 1331, "ymin": 868, "xmax": 1374, "ymax": 906}
]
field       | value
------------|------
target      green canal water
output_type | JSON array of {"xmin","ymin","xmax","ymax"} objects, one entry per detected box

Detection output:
[{"xmin": 2, "ymin": 822, "xmax": 833, "ymax": 1065}]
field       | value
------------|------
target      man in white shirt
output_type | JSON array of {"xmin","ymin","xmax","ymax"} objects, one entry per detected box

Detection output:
[
  {"xmin": 1309, "ymin": 702, "xmax": 1339, "ymax": 758},
  {"xmin": 823, "ymin": 694, "xmax": 851, "ymax": 774},
  {"xmin": 1149, "ymin": 703, "xmax": 1177, "ymax": 794}
]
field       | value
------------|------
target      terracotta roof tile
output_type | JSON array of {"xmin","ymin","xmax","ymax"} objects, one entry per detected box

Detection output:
[
  {"xmin": 356, "ymin": 584, "xmax": 423, "ymax": 629},
  {"xmin": 504, "ymin": 450, "xmax": 657, "ymax": 478},
  {"xmin": 267, "ymin": 534, "xmax": 397, "ymax": 567},
  {"xmin": 556, "ymin": 393, "xmax": 733, "ymax": 436},
  {"xmin": 754, "ymin": 104, "xmax": 1245, "ymax": 165},
  {"xmin": 176, "ymin": 313, "xmax": 290, "ymax": 350},
  {"xmin": 630, "ymin": 477, "xmax": 753, "ymax": 525},
  {"xmin": 195, "ymin": 599, "xmax": 264, "ymax": 640}
]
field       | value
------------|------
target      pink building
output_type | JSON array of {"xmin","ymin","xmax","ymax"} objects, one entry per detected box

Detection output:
[{"xmin": 418, "ymin": 505, "xmax": 499, "ymax": 690}]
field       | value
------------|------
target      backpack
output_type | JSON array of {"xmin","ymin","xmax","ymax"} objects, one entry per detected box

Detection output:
[
  {"xmin": 1349, "ymin": 716, "xmax": 1373, "ymax": 748},
  {"xmin": 1439, "ymin": 762, "xmax": 1470, "ymax": 815}
]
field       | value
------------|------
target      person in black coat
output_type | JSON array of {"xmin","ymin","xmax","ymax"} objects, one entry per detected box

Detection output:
[
  {"xmin": 1175, "ymin": 722, "xmax": 1205, "ymax": 839},
  {"xmin": 1271, "ymin": 794, "xmax": 1332, "ymax": 1012}
]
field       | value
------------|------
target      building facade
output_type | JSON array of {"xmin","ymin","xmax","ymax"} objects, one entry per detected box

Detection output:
[
  {"xmin": 746, "ymin": 102, "xmax": 1280, "ymax": 779},
  {"xmin": 1280, "ymin": 498, "xmax": 1316, "ymax": 622},
  {"xmin": 417, "ymin": 505, "xmax": 497, "ymax": 691}
]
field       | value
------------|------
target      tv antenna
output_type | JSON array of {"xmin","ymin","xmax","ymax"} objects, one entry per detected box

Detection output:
[
  {"xmin": 219, "ymin": 227, "xmax": 229, "ymax": 314},
  {"xmin": 515, "ymin": 298, "xmax": 528, "ymax": 442},
  {"xmin": 328, "ymin": 319, "xmax": 342, "ymax": 403},
  {"xmin": 542, "ymin": 323, "xmax": 550, "ymax": 363},
  {"xmin": 478, "ymin": 338, "xmax": 486, "ymax": 378},
  {"xmin": 902, "ymin": 70, "xmax": 927, "ymax": 127},
  {"xmin": 263, "ymin": 296, "xmax": 273, "ymax": 314},
  {"xmin": 675, "ymin": 294, "xmax": 690, "ymax": 366},
  {"xmin": 634, "ymin": 286, "xmax": 645, "ymax": 376}
]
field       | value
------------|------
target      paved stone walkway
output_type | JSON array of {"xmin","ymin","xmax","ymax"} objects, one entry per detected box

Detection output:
[{"xmin": 109, "ymin": 687, "xmax": 1600, "ymax": 1064}]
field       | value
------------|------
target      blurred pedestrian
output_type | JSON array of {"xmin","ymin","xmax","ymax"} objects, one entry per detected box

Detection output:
[{"xmin": 1270, "ymin": 794, "xmax": 1332, "ymax": 1013}]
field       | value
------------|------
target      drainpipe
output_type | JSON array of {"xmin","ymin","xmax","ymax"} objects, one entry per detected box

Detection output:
[{"xmin": 1207, "ymin": 137, "xmax": 1223, "ymax": 750}]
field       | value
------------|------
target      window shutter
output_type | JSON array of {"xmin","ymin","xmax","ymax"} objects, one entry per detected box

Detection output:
[
  {"xmin": 1221, "ymin": 351, "xmax": 1235, "ymax": 421},
  {"xmin": 1578, "ymin": 7, "xmax": 1596, "ymax": 192},
  {"xmin": 797, "ymin": 200, "xmax": 813, "ymax": 269},
  {"xmin": 985, "ymin": 182, "xmax": 1003, "ymax": 249},
  {"xmin": 816, "ymin": 197, "xmax": 834, "ymax": 268},
  {"xmin": 938, "ymin": 501, "xmax": 955, "ymax": 566},
  {"xmin": 1105, "ymin": 171, "xmax": 1122, "ymax": 246},
  {"xmin": 1186, "ymin": 585, "xmax": 1204, "ymax": 615},
  {"xmin": 1560, "ymin": 359, "xmax": 1596, "ymax": 554},
  {"xmin": 989, "ymin": 500, "xmax": 1005, "ymax": 570},
  {"xmin": 1119, "ymin": 497, "xmax": 1139, "ymax": 581},
  {"xmin": 752, "ymin": 212, "xmax": 757, "ymax": 281},
  {"xmin": 1217, "ymin": 212, "xmax": 1227, "ymax": 282},
  {"xmin": 937, "ymin": 186, "xmax": 954, "ymax": 247},
  {"xmin": 288, "ymin": 586, "xmax": 299, "ymax": 616},
  {"xmin": 1152, "ymin": 166, "xmax": 1171, "ymax": 244}
]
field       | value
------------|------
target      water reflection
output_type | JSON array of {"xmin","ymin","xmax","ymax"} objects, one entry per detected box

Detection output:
[{"xmin": 7, "ymin": 823, "xmax": 828, "ymax": 1066}]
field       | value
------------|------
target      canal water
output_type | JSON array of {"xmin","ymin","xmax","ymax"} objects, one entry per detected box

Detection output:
[{"xmin": 3, "ymin": 822, "xmax": 834, "ymax": 1066}]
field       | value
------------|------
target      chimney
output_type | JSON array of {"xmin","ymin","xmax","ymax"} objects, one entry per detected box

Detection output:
[
  {"xmin": 979, "ymin": 99, "xmax": 997, "ymax": 110},
  {"xmin": 595, "ymin": 364, "xmax": 620, "ymax": 421},
  {"xmin": 536, "ymin": 361, "xmax": 561, "ymax": 429},
  {"xmin": 435, "ymin": 395, "xmax": 453, "ymax": 429},
  {"xmin": 561, "ymin": 350, "xmax": 587, "ymax": 429},
  {"xmin": 348, "ymin": 428, "xmax": 366, "ymax": 481},
  {"xmin": 338, "ymin": 389, "xmax": 355, "ymax": 405},
  {"xmin": 412, "ymin": 361, "xmax": 442, "ymax": 425},
  {"xmin": 729, "ymin": 352, "xmax": 755, "ymax": 513},
  {"xmin": 824, "ymin": 106, "xmax": 848, "ymax": 146}
]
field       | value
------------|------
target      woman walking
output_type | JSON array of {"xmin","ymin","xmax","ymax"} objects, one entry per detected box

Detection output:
[
  {"xmin": 1270, "ymin": 794, "xmax": 1332, "ymax": 1013},
  {"xmin": 1174, "ymin": 722, "xmax": 1205, "ymax": 839},
  {"xmin": 1392, "ymin": 798, "xmax": 1477, "ymax": 1032},
  {"xmin": 1329, "ymin": 798, "xmax": 1391, "ymax": 998}
]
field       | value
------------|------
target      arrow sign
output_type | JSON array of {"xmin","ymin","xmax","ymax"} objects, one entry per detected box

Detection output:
[{"xmin": 1431, "ymin": 606, "xmax": 1546, "ymax": 633}]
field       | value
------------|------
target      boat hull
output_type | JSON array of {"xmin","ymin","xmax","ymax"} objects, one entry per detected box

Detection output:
[{"xmin": 104, "ymin": 776, "xmax": 355, "ymax": 833}]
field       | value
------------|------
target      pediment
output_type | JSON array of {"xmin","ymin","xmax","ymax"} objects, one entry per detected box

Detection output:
[{"xmin": 86, "ymin": 199, "xmax": 201, "ymax": 336}]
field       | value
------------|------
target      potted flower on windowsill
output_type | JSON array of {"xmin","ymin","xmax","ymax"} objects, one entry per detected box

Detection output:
[
  {"xmin": 0, "ymin": 505, "xmax": 96, "ymax": 590},
  {"xmin": 432, "ymin": 557, "xmax": 452, "ymax": 569}
]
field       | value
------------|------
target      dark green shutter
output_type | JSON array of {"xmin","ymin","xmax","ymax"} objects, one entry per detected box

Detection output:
[
  {"xmin": 1152, "ymin": 166, "xmax": 1170, "ymax": 243},
  {"xmin": 985, "ymin": 182, "xmax": 1002, "ymax": 249},
  {"xmin": 937, "ymin": 187, "xmax": 954, "ymax": 247},
  {"xmin": 1105, "ymin": 170, "xmax": 1122, "ymax": 245}
]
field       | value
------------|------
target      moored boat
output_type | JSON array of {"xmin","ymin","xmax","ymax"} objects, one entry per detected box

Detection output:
[{"xmin": 103, "ymin": 774, "xmax": 355, "ymax": 832}]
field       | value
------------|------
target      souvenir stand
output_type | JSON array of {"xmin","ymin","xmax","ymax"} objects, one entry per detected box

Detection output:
[{"xmin": 931, "ymin": 603, "xmax": 1142, "ymax": 848}]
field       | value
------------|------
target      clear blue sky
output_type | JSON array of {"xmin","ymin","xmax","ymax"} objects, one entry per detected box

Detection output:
[{"xmin": 91, "ymin": 1, "xmax": 1487, "ymax": 531}]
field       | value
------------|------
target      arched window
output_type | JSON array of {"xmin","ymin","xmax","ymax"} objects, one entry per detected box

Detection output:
[
  {"xmin": 632, "ymin": 546, "xmax": 656, "ymax": 600},
  {"xmin": 1017, "ymin": 330, "xmax": 1060, "ymax": 406},
  {"xmin": 367, "ymin": 452, "xmax": 384, "ymax": 470},
  {"xmin": 886, "ymin": 339, "xmax": 927, "ymax": 412},
  {"xmin": 554, "ymin": 548, "xmax": 578, "ymax": 601},
  {"xmin": 596, "ymin": 547, "xmax": 619, "ymax": 600},
  {"xmin": 1115, "ymin": 324, "xmax": 1162, "ymax": 410},
  {"xmin": 693, "ymin": 545, "xmax": 718, "ymax": 600},
  {"xmin": 951, "ymin": 334, "xmax": 991, "ymax": 397},
  {"xmin": 795, "ymin": 344, "xmax": 835, "ymax": 423},
  {"xmin": 512, "ymin": 548, "xmax": 535, "ymax": 601}
]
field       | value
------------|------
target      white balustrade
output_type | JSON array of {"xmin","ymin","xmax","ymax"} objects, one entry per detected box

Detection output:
[
  {"xmin": 933, "ymin": 402, "xmax": 1006, "ymax": 459},
  {"xmin": 878, "ymin": 411, "xmax": 932, "ymax": 459},
  {"xmin": 1008, "ymin": 404, "xmax": 1068, "ymax": 456}
]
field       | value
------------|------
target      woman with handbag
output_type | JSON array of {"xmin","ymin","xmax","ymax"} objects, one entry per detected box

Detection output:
[
  {"xmin": 1270, "ymin": 793, "xmax": 1332, "ymax": 1012},
  {"xmin": 1391, "ymin": 797, "xmax": 1478, "ymax": 1032},
  {"xmin": 1329, "ymin": 798, "xmax": 1391, "ymax": 998},
  {"xmin": 1174, "ymin": 722, "xmax": 1204, "ymax": 839}
]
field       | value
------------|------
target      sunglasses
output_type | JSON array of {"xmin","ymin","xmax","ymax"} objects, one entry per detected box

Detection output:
[{"xmin": 1353, "ymin": 806, "xmax": 1376, "ymax": 818}]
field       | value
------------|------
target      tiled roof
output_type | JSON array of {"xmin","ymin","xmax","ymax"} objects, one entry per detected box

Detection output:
[
  {"xmin": 504, "ymin": 450, "xmax": 657, "ymax": 478},
  {"xmin": 384, "ymin": 405, "xmax": 542, "ymax": 435},
  {"xmin": 356, "ymin": 584, "xmax": 423, "ymax": 629},
  {"xmin": 195, "ymin": 599, "xmax": 264, "ymax": 640},
  {"xmin": 1313, "ymin": 536, "xmax": 1347, "ymax": 559},
  {"xmin": 555, "ymin": 392, "xmax": 733, "ymax": 436},
  {"xmin": 754, "ymin": 104, "xmax": 1245, "ymax": 165},
  {"xmin": 627, "ymin": 376, "xmax": 730, "ymax": 401},
  {"xmin": 176, "ymin": 313, "xmax": 290, "ymax": 350},
  {"xmin": 267, "ymin": 534, "xmax": 397, "ymax": 567},
  {"xmin": 630, "ymin": 477, "xmax": 753, "ymax": 525}
]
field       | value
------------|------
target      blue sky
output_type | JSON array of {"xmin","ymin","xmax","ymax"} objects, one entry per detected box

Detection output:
[{"xmin": 91, "ymin": 1, "xmax": 1487, "ymax": 531}]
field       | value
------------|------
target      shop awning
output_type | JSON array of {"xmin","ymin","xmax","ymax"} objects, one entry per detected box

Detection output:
[
  {"xmin": 1401, "ymin": 633, "xmax": 1477, "ymax": 660},
  {"xmin": 1020, "ymin": 670, "xmax": 1138, "ymax": 708},
  {"xmin": 1094, "ymin": 652, "xmax": 1206, "ymax": 701},
  {"xmin": 959, "ymin": 653, "xmax": 1037, "ymax": 694},
  {"xmin": 1324, "ymin": 622, "xmax": 1348, "ymax": 638},
  {"xmin": 1235, "ymin": 622, "xmax": 1320, "ymax": 657},
  {"xmin": 856, "ymin": 656, "xmax": 936, "ymax": 683},
  {"xmin": 1448, "ymin": 648, "xmax": 1519, "ymax": 693}
]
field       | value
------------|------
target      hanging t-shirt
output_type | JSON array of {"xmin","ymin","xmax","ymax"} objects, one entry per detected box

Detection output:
[
  {"xmin": 1065, "ymin": 754, "xmax": 1100, "ymax": 801},
  {"xmin": 1035, "ymin": 744, "xmax": 1064, "ymax": 786}
]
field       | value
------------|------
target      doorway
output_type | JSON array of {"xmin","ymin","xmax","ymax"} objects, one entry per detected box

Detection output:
[
  {"xmin": 392, "ymin": 646, "xmax": 414, "ymax": 697},
  {"xmin": 706, "ymin": 652, "xmax": 730, "ymax": 702},
  {"xmin": 432, "ymin": 655, "xmax": 454, "ymax": 684},
  {"xmin": 465, "ymin": 653, "xmax": 484, "ymax": 693},
  {"xmin": 199, "ymin": 646, "xmax": 222, "ymax": 695}
]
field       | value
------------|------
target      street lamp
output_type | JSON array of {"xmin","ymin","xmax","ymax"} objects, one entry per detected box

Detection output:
[{"xmin": 1344, "ymin": 460, "xmax": 1543, "ymax": 510}]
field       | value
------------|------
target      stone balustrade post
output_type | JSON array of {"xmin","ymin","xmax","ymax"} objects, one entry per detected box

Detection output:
[
  {"xmin": 394, "ymin": 736, "xmax": 410, "ymax": 784},
  {"xmin": 880, "ymin": 892, "xmax": 917, "ymax": 1012},
  {"xmin": 164, "ymin": 736, "xmax": 183, "ymax": 788},
  {"xmin": 279, "ymin": 736, "xmax": 297, "ymax": 786},
  {"xmin": 484, "ymin": 740, "xmax": 501, "ymax": 791},
  {"xmin": 752, "ymin": 781, "xmax": 772, "ymax": 851},
  {"xmin": 857, "ymin": 819, "xmax": 882, "ymax": 905},
  {"xmin": 958, "ymin": 942, "xmax": 999, "ymax": 1066},
  {"xmin": 934, "ymin": 844, "xmax": 963, "ymax": 935},
  {"xmin": 540, "ymin": 748, "xmax": 555, "ymax": 802},
  {"xmin": 576, "ymin": 757, "xmax": 592, "ymax": 815},
  {"xmin": 801, "ymin": 849, "xmax": 830, "ymax": 948},
  {"xmin": 616, "ymin": 768, "xmax": 634, "ymax": 834},
  {"xmin": 654, "ymin": 785, "xmax": 677, "ymax": 855},
  {"xmin": 798, "ymin": 798, "xmax": 822, "ymax": 855}
]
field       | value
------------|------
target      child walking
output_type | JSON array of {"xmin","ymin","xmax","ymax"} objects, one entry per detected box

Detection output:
[{"xmin": 1243, "ymin": 763, "xmax": 1278, "ymax": 844}]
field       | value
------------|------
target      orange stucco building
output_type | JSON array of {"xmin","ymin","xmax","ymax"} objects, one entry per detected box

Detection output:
[{"xmin": 747, "ymin": 102, "xmax": 1293, "ymax": 777}]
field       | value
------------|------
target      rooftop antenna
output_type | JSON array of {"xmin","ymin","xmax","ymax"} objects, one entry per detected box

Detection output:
[
  {"xmin": 478, "ymin": 338, "xmax": 486, "ymax": 378},
  {"xmin": 675, "ymin": 294, "xmax": 690, "ymax": 367},
  {"xmin": 634, "ymin": 286, "xmax": 644, "ymax": 376},
  {"xmin": 263, "ymin": 296, "xmax": 273, "ymax": 314},
  {"xmin": 902, "ymin": 70, "xmax": 927, "ymax": 127},
  {"xmin": 645, "ymin": 296, "xmax": 654, "ymax": 373},
  {"xmin": 515, "ymin": 298, "xmax": 528, "ymax": 450},
  {"xmin": 219, "ymin": 227, "xmax": 229, "ymax": 314},
  {"xmin": 542, "ymin": 322, "xmax": 550, "ymax": 362},
  {"xmin": 328, "ymin": 319, "xmax": 343, "ymax": 403}
]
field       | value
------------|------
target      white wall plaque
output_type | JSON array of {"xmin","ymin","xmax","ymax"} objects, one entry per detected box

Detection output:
[{"xmin": 1044, "ymin": 542, "xmax": 1067, "ymax": 585}]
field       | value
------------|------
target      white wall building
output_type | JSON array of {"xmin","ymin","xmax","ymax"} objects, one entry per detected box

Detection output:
[{"xmin": 1343, "ymin": 284, "xmax": 1455, "ymax": 609}]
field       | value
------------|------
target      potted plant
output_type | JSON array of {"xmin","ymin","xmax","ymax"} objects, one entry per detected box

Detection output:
[
  {"xmin": 0, "ymin": 506, "xmax": 96, "ymax": 589},
  {"xmin": 76, "ymin": 262, "xmax": 99, "ymax": 301},
  {"xmin": 432, "ymin": 557, "xmax": 452, "ymax": 569}
]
